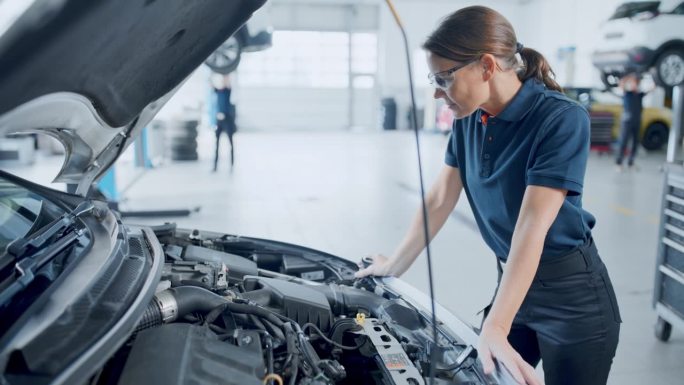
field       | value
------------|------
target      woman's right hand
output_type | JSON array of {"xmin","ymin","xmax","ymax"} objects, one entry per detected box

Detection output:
[{"xmin": 354, "ymin": 254, "xmax": 397, "ymax": 278}]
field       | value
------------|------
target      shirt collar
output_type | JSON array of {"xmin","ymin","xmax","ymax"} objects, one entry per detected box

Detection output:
[{"xmin": 486, "ymin": 78, "xmax": 544, "ymax": 123}]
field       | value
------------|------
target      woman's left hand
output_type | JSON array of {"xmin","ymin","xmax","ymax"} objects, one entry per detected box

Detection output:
[{"xmin": 477, "ymin": 323, "xmax": 543, "ymax": 385}]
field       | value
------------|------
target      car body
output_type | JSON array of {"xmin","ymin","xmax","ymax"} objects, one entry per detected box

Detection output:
[
  {"xmin": 564, "ymin": 87, "xmax": 672, "ymax": 150},
  {"xmin": 0, "ymin": 1, "xmax": 515, "ymax": 384},
  {"xmin": 591, "ymin": 0, "xmax": 684, "ymax": 88}
]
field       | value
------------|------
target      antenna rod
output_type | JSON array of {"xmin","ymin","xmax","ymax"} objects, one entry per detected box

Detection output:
[{"xmin": 383, "ymin": 1, "xmax": 439, "ymax": 384}]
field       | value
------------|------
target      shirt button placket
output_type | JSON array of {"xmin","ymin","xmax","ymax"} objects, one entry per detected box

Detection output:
[{"xmin": 481, "ymin": 125, "xmax": 494, "ymax": 177}]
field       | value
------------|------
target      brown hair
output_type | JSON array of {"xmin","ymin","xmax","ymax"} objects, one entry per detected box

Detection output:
[{"xmin": 422, "ymin": 6, "xmax": 562, "ymax": 92}]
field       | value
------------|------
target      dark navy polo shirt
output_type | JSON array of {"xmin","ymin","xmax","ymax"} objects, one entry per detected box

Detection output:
[
  {"xmin": 622, "ymin": 90, "xmax": 645, "ymax": 123},
  {"xmin": 445, "ymin": 79, "xmax": 596, "ymax": 261}
]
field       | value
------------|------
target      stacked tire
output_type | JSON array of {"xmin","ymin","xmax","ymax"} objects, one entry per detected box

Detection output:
[{"xmin": 167, "ymin": 119, "xmax": 199, "ymax": 161}]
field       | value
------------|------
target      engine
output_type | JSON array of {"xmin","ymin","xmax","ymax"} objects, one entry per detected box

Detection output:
[{"xmin": 93, "ymin": 225, "xmax": 486, "ymax": 385}]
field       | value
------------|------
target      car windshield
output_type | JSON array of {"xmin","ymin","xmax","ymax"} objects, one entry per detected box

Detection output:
[
  {"xmin": 609, "ymin": 1, "xmax": 661, "ymax": 19},
  {"xmin": 0, "ymin": 176, "xmax": 66, "ymax": 252}
]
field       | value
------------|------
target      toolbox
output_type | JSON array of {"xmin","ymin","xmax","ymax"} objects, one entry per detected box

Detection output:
[{"xmin": 653, "ymin": 85, "xmax": 684, "ymax": 341}]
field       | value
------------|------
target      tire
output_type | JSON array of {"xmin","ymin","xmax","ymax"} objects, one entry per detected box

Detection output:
[
  {"xmin": 171, "ymin": 153, "xmax": 198, "ymax": 161},
  {"xmin": 170, "ymin": 146, "xmax": 197, "ymax": 153},
  {"xmin": 653, "ymin": 49, "xmax": 684, "ymax": 88},
  {"xmin": 641, "ymin": 122, "xmax": 669, "ymax": 151},
  {"xmin": 169, "ymin": 137, "xmax": 197, "ymax": 147},
  {"xmin": 655, "ymin": 316, "xmax": 672, "ymax": 342},
  {"xmin": 600, "ymin": 71, "xmax": 621, "ymax": 89},
  {"xmin": 204, "ymin": 36, "xmax": 242, "ymax": 74}
]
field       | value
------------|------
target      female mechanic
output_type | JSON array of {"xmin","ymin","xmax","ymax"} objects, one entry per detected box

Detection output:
[{"xmin": 356, "ymin": 6, "xmax": 621, "ymax": 385}]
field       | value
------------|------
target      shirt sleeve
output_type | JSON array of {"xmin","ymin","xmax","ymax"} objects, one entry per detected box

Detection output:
[
  {"xmin": 444, "ymin": 119, "xmax": 460, "ymax": 168},
  {"xmin": 526, "ymin": 104, "xmax": 590, "ymax": 196}
]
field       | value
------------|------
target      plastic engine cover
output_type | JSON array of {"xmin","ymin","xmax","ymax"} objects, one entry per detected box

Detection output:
[{"xmin": 117, "ymin": 324, "xmax": 265, "ymax": 385}]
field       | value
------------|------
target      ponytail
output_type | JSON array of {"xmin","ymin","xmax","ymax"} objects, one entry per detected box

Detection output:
[{"xmin": 518, "ymin": 47, "xmax": 562, "ymax": 92}]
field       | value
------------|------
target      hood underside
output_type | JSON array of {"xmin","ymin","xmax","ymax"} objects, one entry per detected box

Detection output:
[{"xmin": 0, "ymin": 0, "xmax": 265, "ymax": 191}]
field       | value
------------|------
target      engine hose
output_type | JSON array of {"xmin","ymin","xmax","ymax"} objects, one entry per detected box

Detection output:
[
  {"xmin": 264, "ymin": 335, "xmax": 275, "ymax": 385},
  {"xmin": 314, "ymin": 284, "xmax": 385, "ymax": 316},
  {"xmin": 283, "ymin": 323, "xmax": 300, "ymax": 385},
  {"xmin": 288, "ymin": 353, "xmax": 300, "ymax": 385},
  {"xmin": 292, "ymin": 322, "xmax": 323, "ymax": 376},
  {"xmin": 250, "ymin": 314, "xmax": 268, "ymax": 330},
  {"xmin": 262, "ymin": 318, "xmax": 286, "ymax": 341},
  {"xmin": 226, "ymin": 301, "xmax": 285, "ymax": 327},
  {"xmin": 133, "ymin": 301, "xmax": 163, "ymax": 334},
  {"xmin": 168, "ymin": 286, "xmax": 227, "ymax": 320},
  {"xmin": 134, "ymin": 286, "xmax": 288, "ymax": 334},
  {"xmin": 329, "ymin": 318, "xmax": 362, "ymax": 344},
  {"xmin": 133, "ymin": 286, "xmax": 226, "ymax": 332}
]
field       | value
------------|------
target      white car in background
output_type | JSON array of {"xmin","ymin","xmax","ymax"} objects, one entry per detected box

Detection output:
[{"xmin": 592, "ymin": 0, "xmax": 684, "ymax": 88}]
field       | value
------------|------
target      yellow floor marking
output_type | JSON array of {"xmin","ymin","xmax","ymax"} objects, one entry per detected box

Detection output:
[{"xmin": 612, "ymin": 205, "xmax": 636, "ymax": 216}]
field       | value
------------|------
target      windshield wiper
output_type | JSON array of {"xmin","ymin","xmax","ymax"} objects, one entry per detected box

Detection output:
[
  {"xmin": 0, "ymin": 201, "xmax": 94, "ymax": 307},
  {"xmin": 5, "ymin": 201, "xmax": 94, "ymax": 258}
]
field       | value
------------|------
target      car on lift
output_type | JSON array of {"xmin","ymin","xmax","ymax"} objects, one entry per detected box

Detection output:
[
  {"xmin": 592, "ymin": 0, "xmax": 684, "ymax": 89},
  {"xmin": 0, "ymin": 1, "xmax": 516, "ymax": 385},
  {"xmin": 564, "ymin": 86, "xmax": 672, "ymax": 151},
  {"xmin": 204, "ymin": 5, "xmax": 273, "ymax": 74}
]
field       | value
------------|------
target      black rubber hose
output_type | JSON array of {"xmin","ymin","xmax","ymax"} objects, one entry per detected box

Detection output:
[
  {"xmin": 314, "ymin": 285, "xmax": 385, "ymax": 316},
  {"xmin": 329, "ymin": 318, "xmax": 362, "ymax": 344},
  {"xmin": 134, "ymin": 287, "xmax": 287, "ymax": 334},
  {"xmin": 265, "ymin": 335, "xmax": 275, "ymax": 385},
  {"xmin": 250, "ymin": 314, "xmax": 268, "ymax": 330},
  {"xmin": 262, "ymin": 318, "xmax": 286, "ymax": 341},
  {"xmin": 169, "ymin": 286, "xmax": 227, "ymax": 318},
  {"xmin": 171, "ymin": 287, "xmax": 286, "ymax": 329},
  {"xmin": 227, "ymin": 301, "xmax": 285, "ymax": 327},
  {"xmin": 284, "ymin": 323, "xmax": 300, "ymax": 385}
]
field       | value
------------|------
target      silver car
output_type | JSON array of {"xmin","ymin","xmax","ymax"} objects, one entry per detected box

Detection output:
[{"xmin": 0, "ymin": 1, "xmax": 515, "ymax": 384}]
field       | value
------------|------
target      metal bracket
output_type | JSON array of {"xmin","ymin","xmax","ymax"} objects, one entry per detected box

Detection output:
[{"xmin": 358, "ymin": 318, "xmax": 425, "ymax": 385}]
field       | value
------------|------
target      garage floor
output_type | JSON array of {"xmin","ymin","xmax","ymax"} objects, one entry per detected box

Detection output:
[{"xmin": 7, "ymin": 130, "xmax": 684, "ymax": 384}]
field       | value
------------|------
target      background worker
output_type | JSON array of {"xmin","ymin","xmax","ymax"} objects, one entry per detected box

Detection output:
[
  {"xmin": 212, "ymin": 74, "xmax": 237, "ymax": 171},
  {"xmin": 615, "ymin": 71, "xmax": 653, "ymax": 171}
]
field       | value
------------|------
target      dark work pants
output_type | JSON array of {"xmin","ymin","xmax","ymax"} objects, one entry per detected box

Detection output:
[
  {"xmin": 487, "ymin": 239, "xmax": 621, "ymax": 385},
  {"xmin": 616, "ymin": 118, "xmax": 640, "ymax": 166},
  {"xmin": 214, "ymin": 120, "xmax": 235, "ymax": 169}
]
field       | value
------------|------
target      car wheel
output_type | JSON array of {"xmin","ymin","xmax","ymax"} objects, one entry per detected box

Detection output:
[
  {"xmin": 653, "ymin": 49, "xmax": 684, "ymax": 88},
  {"xmin": 655, "ymin": 316, "xmax": 672, "ymax": 342},
  {"xmin": 600, "ymin": 71, "xmax": 621, "ymax": 89},
  {"xmin": 642, "ymin": 122, "xmax": 669, "ymax": 151},
  {"xmin": 204, "ymin": 36, "xmax": 242, "ymax": 74}
]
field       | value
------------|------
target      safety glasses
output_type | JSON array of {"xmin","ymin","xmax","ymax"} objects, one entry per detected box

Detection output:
[{"xmin": 428, "ymin": 59, "xmax": 478, "ymax": 90}]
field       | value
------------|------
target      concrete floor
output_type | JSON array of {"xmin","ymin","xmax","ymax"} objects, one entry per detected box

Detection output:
[{"xmin": 5, "ymin": 130, "xmax": 683, "ymax": 384}]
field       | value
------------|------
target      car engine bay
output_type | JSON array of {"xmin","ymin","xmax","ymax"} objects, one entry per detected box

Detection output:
[{"xmin": 90, "ymin": 223, "xmax": 489, "ymax": 385}]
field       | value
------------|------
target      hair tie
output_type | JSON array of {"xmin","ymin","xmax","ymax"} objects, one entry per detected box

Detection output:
[{"xmin": 516, "ymin": 42, "xmax": 524, "ymax": 54}]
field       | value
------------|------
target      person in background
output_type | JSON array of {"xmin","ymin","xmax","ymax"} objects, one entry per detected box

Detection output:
[
  {"xmin": 615, "ymin": 71, "xmax": 653, "ymax": 171},
  {"xmin": 212, "ymin": 74, "xmax": 237, "ymax": 171}
]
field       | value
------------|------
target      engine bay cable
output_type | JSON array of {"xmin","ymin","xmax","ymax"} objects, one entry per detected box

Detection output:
[{"xmin": 301, "ymin": 322, "xmax": 364, "ymax": 350}]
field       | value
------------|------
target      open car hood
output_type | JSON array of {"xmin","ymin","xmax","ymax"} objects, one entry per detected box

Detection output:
[{"xmin": 0, "ymin": 0, "xmax": 266, "ymax": 194}]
